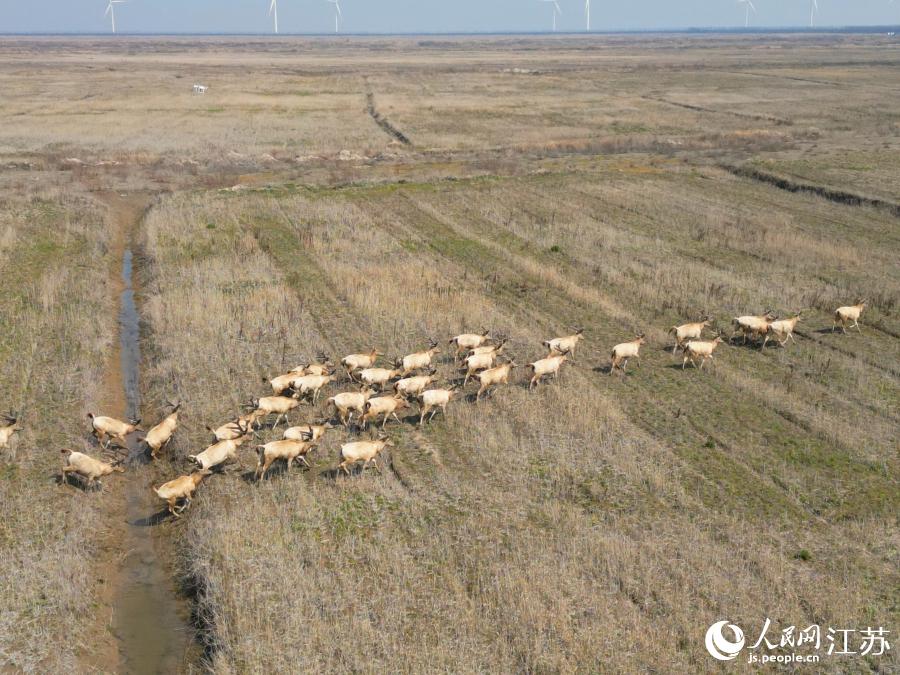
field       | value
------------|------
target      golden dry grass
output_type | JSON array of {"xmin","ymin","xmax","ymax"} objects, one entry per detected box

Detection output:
[{"xmin": 0, "ymin": 33, "xmax": 897, "ymax": 673}]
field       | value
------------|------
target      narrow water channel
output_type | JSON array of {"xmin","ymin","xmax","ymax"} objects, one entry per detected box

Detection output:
[{"xmin": 113, "ymin": 246, "xmax": 192, "ymax": 674}]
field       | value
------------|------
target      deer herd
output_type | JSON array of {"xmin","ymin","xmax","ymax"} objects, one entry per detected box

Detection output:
[{"xmin": 0, "ymin": 300, "xmax": 871, "ymax": 519}]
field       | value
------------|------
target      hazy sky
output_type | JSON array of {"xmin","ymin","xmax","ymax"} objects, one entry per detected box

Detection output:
[{"xmin": 2, "ymin": 0, "xmax": 898, "ymax": 34}]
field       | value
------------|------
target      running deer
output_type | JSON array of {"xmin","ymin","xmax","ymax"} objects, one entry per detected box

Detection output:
[
  {"xmin": 61, "ymin": 449, "xmax": 124, "ymax": 490},
  {"xmin": 283, "ymin": 421, "xmax": 334, "ymax": 444},
  {"xmin": 610, "ymin": 334, "xmax": 646, "ymax": 374},
  {"xmin": 207, "ymin": 411, "xmax": 264, "ymax": 442},
  {"xmin": 668, "ymin": 318, "xmax": 713, "ymax": 355},
  {"xmin": 357, "ymin": 367, "xmax": 402, "ymax": 391},
  {"xmin": 543, "ymin": 327, "xmax": 584, "ymax": 360},
  {"xmin": 247, "ymin": 393, "xmax": 302, "ymax": 428},
  {"xmin": 326, "ymin": 388, "xmax": 376, "ymax": 427},
  {"xmin": 462, "ymin": 352, "xmax": 497, "ymax": 386},
  {"xmin": 290, "ymin": 373, "xmax": 337, "ymax": 404},
  {"xmin": 681, "ymin": 336, "xmax": 724, "ymax": 370},
  {"xmin": 833, "ymin": 300, "xmax": 867, "ymax": 334},
  {"xmin": 0, "ymin": 413, "xmax": 21, "ymax": 452},
  {"xmin": 449, "ymin": 329, "xmax": 491, "ymax": 360},
  {"xmin": 290, "ymin": 351, "xmax": 334, "ymax": 376},
  {"xmin": 763, "ymin": 313, "xmax": 802, "ymax": 349},
  {"xmin": 341, "ymin": 348, "xmax": 383, "ymax": 377},
  {"xmin": 154, "ymin": 469, "xmax": 212, "ymax": 517},
  {"xmin": 476, "ymin": 360, "xmax": 518, "ymax": 401},
  {"xmin": 361, "ymin": 395, "xmax": 410, "ymax": 430},
  {"xmin": 398, "ymin": 339, "xmax": 441, "ymax": 376},
  {"xmin": 254, "ymin": 439, "xmax": 315, "ymax": 480},
  {"xmin": 144, "ymin": 402, "xmax": 180, "ymax": 460},
  {"xmin": 393, "ymin": 371, "xmax": 437, "ymax": 398},
  {"xmin": 266, "ymin": 371, "xmax": 298, "ymax": 396},
  {"xmin": 189, "ymin": 420, "xmax": 252, "ymax": 471},
  {"xmin": 87, "ymin": 413, "xmax": 141, "ymax": 449},
  {"xmin": 526, "ymin": 350, "xmax": 569, "ymax": 390},
  {"xmin": 418, "ymin": 386, "xmax": 458, "ymax": 426},
  {"xmin": 731, "ymin": 311, "xmax": 776, "ymax": 345},
  {"xmin": 468, "ymin": 337, "xmax": 508, "ymax": 358},
  {"xmin": 338, "ymin": 435, "xmax": 394, "ymax": 475}
]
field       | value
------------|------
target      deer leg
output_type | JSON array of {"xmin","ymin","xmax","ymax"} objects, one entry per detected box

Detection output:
[{"xmin": 853, "ymin": 320, "xmax": 861, "ymax": 333}]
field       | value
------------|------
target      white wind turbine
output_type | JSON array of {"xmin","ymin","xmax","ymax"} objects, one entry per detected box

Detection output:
[
  {"xmin": 542, "ymin": 0, "xmax": 562, "ymax": 31},
  {"xmin": 269, "ymin": 0, "xmax": 279, "ymax": 33},
  {"xmin": 737, "ymin": 0, "xmax": 756, "ymax": 27},
  {"xmin": 327, "ymin": 0, "xmax": 343, "ymax": 33},
  {"xmin": 104, "ymin": 0, "xmax": 126, "ymax": 33},
  {"xmin": 585, "ymin": 0, "xmax": 590, "ymax": 30},
  {"xmin": 809, "ymin": 0, "xmax": 819, "ymax": 26}
]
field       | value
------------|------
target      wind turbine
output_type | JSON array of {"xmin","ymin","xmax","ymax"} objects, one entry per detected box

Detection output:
[
  {"xmin": 269, "ymin": 0, "xmax": 279, "ymax": 34},
  {"xmin": 104, "ymin": 0, "xmax": 126, "ymax": 34},
  {"xmin": 541, "ymin": 0, "xmax": 562, "ymax": 31},
  {"xmin": 327, "ymin": 0, "xmax": 343, "ymax": 33},
  {"xmin": 585, "ymin": 0, "xmax": 590, "ymax": 31},
  {"xmin": 809, "ymin": 0, "xmax": 818, "ymax": 27},
  {"xmin": 737, "ymin": 0, "xmax": 756, "ymax": 27}
]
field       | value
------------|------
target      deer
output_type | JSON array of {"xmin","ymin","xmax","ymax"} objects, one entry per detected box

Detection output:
[
  {"xmin": 265, "ymin": 371, "xmax": 300, "ymax": 396},
  {"xmin": 290, "ymin": 373, "xmax": 336, "ymax": 404},
  {"xmin": 283, "ymin": 421, "xmax": 334, "ymax": 444},
  {"xmin": 398, "ymin": 339, "xmax": 441, "ymax": 376},
  {"xmin": 467, "ymin": 337, "xmax": 508, "ymax": 359},
  {"xmin": 357, "ymin": 367, "xmax": 402, "ymax": 391},
  {"xmin": 833, "ymin": 300, "xmax": 867, "ymax": 334},
  {"xmin": 763, "ymin": 313, "xmax": 802, "ymax": 349},
  {"xmin": 290, "ymin": 351, "xmax": 333, "ymax": 377},
  {"xmin": 449, "ymin": 329, "xmax": 491, "ymax": 360},
  {"xmin": 189, "ymin": 420, "xmax": 252, "ymax": 471},
  {"xmin": 526, "ymin": 350, "xmax": 569, "ymax": 390},
  {"xmin": 475, "ymin": 360, "xmax": 518, "ymax": 401},
  {"xmin": 341, "ymin": 348, "xmax": 383, "ymax": 378},
  {"xmin": 0, "ymin": 413, "xmax": 21, "ymax": 452},
  {"xmin": 144, "ymin": 402, "xmax": 180, "ymax": 460},
  {"xmin": 154, "ymin": 469, "xmax": 212, "ymax": 517},
  {"xmin": 254, "ymin": 439, "xmax": 316, "ymax": 481},
  {"xmin": 610, "ymin": 334, "xmax": 646, "ymax": 374},
  {"xmin": 543, "ymin": 327, "xmax": 584, "ymax": 360},
  {"xmin": 61, "ymin": 449, "xmax": 124, "ymax": 490},
  {"xmin": 246, "ymin": 393, "xmax": 302, "ymax": 429},
  {"xmin": 361, "ymin": 395, "xmax": 411, "ymax": 430},
  {"xmin": 418, "ymin": 386, "xmax": 459, "ymax": 426},
  {"xmin": 681, "ymin": 335, "xmax": 724, "ymax": 370},
  {"xmin": 338, "ymin": 435, "xmax": 394, "ymax": 475},
  {"xmin": 731, "ymin": 311, "xmax": 776, "ymax": 346},
  {"xmin": 461, "ymin": 352, "xmax": 497, "ymax": 386},
  {"xmin": 87, "ymin": 413, "xmax": 141, "ymax": 449},
  {"xmin": 206, "ymin": 411, "xmax": 265, "ymax": 442},
  {"xmin": 326, "ymin": 388, "xmax": 376, "ymax": 427},
  {"xmin": 393, "ymin": 371, "xmax": 437, "ymax": 399},
  {"xmin": 668, "ymin": 318, "xmax": 713, "ymax": 355}
]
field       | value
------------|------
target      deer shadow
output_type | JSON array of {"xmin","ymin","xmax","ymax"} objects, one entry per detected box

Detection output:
[{"xmin": 131, "ymin": 508, "xmax": 174, "ymax": 527}]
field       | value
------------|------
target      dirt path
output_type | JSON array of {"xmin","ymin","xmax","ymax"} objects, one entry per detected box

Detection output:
[{"xmin": 88, "ymin": 192, "xmax": 195, "ymax": 674}]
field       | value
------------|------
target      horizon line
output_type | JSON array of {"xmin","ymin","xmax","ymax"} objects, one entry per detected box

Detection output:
[{"xmin": 2, "ymin": 25, "xmax": 899, "ymax": 38}]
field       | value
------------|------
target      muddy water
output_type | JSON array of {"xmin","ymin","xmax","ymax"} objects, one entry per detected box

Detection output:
[{"xmin": 112, "ymin": 246, "xmax": 192, "ymax": 674}]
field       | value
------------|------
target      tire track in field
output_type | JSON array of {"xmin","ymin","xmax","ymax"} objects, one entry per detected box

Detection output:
[{"xmin": 366, "ymin": 92, "xmax": 412, "ymax": 146}]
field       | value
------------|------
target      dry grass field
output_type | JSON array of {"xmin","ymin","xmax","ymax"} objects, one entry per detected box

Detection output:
[{"xmin": 0, "ymin": 34, "xmax": 897, "ymax": 673}]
